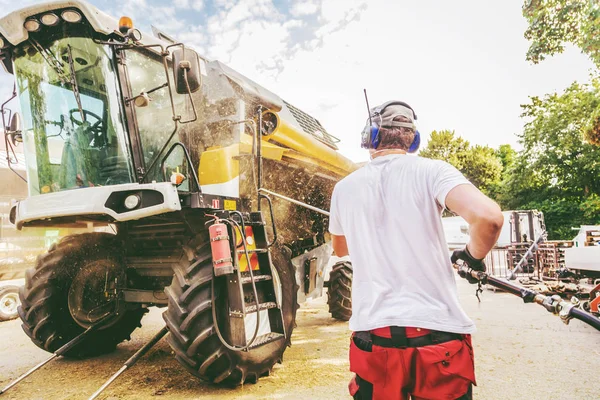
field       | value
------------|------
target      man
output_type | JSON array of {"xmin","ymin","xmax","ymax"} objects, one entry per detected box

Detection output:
[{"xmin": 328, "ymin": 100, "xmax": 504, "ymax": 399}]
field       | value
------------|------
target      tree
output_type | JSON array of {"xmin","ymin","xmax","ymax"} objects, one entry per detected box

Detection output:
[
  {"xmin": 522, "ymin": 1, "xmax": 600, "ymax": 145},
  {"xmin": 522, "ymin": 0, "xmax": 600, "ymax": 69},
  {"xmin": 419, "ymin": 130, "xmax": 470, "ymax": 169},
  {"xmin": 504, "ymin": 79, "xmax": 600, "ymax": 238},
  {"xmin": 462, "ymin": 145, "xmax": 503, "ymax": 193},
  {"xmin": 419, "ymin": 130, "xmax": 503, "ymax": 197},
  {"xmin": 495, "ymin": 144, "xmax": 517, "ymax": 174}
]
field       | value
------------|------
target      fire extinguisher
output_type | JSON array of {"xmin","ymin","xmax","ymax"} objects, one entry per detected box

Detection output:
[{"xmin": 208, "ymin": 219, "xmax": 234, "ymax": 276}]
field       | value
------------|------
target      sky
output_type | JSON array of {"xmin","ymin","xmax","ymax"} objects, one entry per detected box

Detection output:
[{"xmin": 0, "ymin": 0, "xmax": 597, "ymax": 163}]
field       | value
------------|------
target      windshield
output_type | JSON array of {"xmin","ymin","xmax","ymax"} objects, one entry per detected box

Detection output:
[{"xmin": 14, "ymin": 36, "xmax": 133, "ymax": 195}]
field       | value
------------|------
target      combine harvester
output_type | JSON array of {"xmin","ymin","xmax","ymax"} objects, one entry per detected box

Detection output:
[{"xmin": 0, "ymin": 0, "xmax": 355, "ymax": 395}]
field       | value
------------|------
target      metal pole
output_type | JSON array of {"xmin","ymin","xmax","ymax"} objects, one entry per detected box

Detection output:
[
  {"xmin": 257, "ymin": 106, "xmax": 263, "ymax": 211},
  {"xmin": 0, "ymin": 355, "xmax": 58, "ymax": 395},
  {"xmin": 454, "ymin": 263, "xmax": 600, "ymax": 331},
  {"xmin": 0, "ymin": 315, "xmax": 110, "ymax": 395},
  {"xmin": 258, "ymin": 188, "xmax": 330, "ymax": 217},
  {"xmin": 87, "ymin": 326, "xmax": 168, "ymax": 400}
]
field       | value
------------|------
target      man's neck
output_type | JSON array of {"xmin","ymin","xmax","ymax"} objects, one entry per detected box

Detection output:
[{"xmin": 371, "ymin": 149, "xmax": 407, "ymax": 159}]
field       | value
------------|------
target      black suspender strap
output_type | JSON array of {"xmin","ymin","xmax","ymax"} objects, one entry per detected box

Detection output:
[{"xmin": 389, "ymin": 326, "xmax": 408, "ymax": 348}]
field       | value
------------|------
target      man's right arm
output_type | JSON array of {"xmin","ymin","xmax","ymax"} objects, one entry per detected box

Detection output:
[{"xmin": 445, "ymin": 184, "xmax": 504, "ymax": 259}]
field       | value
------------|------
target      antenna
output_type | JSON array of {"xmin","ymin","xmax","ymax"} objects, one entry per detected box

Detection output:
[{"xmin": 363, "ymin": 88, "xmax": 372, "ymax": 126}]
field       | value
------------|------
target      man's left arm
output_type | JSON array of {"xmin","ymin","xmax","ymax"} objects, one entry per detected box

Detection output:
[
  {"xmin": 329, "ymin": 186, "xmax": 349, "ymax": 257},
  {"xmin": 332, "ymin": 234, "xmax": 349, "ymax": 257}
]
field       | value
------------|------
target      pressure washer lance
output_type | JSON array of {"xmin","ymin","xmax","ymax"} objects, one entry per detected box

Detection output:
[
  {"xmin": 453, "ymin": 262, "xmax": 600, "ymax": 331},
  {"xmin": 0, "ymin": 313, "xmax": 113, "ymax": 395},
  {"xmin": 87, "ymin": 326, "xmax": 169, "ymax": 400}
]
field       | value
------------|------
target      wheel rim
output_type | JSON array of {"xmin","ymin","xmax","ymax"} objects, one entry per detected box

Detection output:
[
  {"xmin": 68, "ymin": 259, "xmax": 126, "ymax": 328},
  {"xmin": 0, "ymin": 292, "xmax": 19, "ymax": 316}
]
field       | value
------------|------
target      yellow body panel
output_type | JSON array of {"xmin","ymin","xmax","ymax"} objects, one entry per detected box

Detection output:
[
  {"xmin": 263, "ymin": 113, "xmax": 358, "ymax": 175},
  {"xmin": 198, "ymin": 144, "xmax": 240, "ymax": 186},
  {"xmin": 199, "ymin": 135, "xmax": 287, "ymax": 186},
  {"xmin": 199, "ymin": 111, "xmax": 359, "ymax": 189}
]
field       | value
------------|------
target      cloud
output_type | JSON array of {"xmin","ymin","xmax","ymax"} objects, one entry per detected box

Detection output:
[
  {"xmin": 0, "ymin": 0, "xmax": 595, "ymax": 166},
  {"xmin": 192, "ymin": 0, "xmax": 204, "ymax": 11},
  {"xmin": 291, "ymin": 0, "xmax": 320, "ymax": 17},
  {"xmin": 174, "ymin": 0, "xmax": 190, "ymax": 9}
]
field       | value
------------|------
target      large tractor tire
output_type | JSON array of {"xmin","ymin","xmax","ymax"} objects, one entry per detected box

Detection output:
[
  {"xmin": 327, "ymin": 261, "xmax": 353, "ymax": 321},
  {"xmin": 18, "ymin": 233, "xmax": 147, "ymax": 358},
  {"xmin": 163, "ymin": 232, "xmax": 298, "ymax": 386}
]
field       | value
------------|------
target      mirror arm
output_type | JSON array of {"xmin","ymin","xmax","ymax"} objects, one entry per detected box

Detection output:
[
  {"xmin": 177, "ymin": 68, "xmax": 198, "ymax": 124},
  {"xmin": 1, "ymin": 83, "xmax": 26, "ymax": 182},
  {"xmin": 1, "ymin": 83, "xmax": 16, "ymax": 131},
  {"xmin": 124, "ymin": 82, "xmax": 168, "ymax": 104}
]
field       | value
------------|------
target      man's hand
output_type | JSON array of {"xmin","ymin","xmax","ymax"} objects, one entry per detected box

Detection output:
[{"xmin": 451, "ymin": 246, "xmax": 485, "ymax": 284}]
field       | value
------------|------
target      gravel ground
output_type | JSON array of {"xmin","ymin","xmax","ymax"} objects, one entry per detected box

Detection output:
[{"xmin": 0, "ymin": 276, "xmax": 598, "ymax": 400}]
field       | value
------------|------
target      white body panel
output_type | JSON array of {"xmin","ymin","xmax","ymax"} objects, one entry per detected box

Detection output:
[
  {"xmin": 564, "ymin": 247, "xmax": 600, "ymax": 272},
  {"xmin": 0, "ymin": 0, "xmax": 168, "ymax": 49},
  {"xmin": 200, "ymin": 176, "xmax": 240, "ymax": 198},
  {"xmin": 13, "ymin": 182, "xmax": 181, "ymax": 229}
]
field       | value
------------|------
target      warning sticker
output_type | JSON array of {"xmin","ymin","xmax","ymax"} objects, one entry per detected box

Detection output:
[{"xmin": 224, "ymin": 200, "xmax": 237, "ymax": 210}]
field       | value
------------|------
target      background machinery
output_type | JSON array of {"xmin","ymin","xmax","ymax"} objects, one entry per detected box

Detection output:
[{"xmin": 0, "ymin": 0, "xmax": 358, "ymax": 386}]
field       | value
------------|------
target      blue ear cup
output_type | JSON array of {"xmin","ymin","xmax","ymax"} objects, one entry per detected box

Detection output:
[
  {"xmin": 408, "ymin": 130, "xmax": 421, "ymax": 153},
  {"xmin": 370, "ymin": 124, "xmax": 381, "ymax": 149}
]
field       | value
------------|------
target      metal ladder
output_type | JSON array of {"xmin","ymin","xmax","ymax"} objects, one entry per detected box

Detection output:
[{"xmin": 218, "ymin": 210, "xmax": 286, "ymax": 350}]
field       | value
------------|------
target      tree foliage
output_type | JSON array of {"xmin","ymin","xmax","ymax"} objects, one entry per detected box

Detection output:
[
  {"xmin": 504, "ymin": 79, "xmax": 600, "ymax": 238},
  {"xmin": 419, "ymin": 130, "xmax": 504, "ymax": 198},
  {"xmin": 522, "ymin": 0, "xmax": 600, "ymax": 145},
  {"xmin": 420, "ymin": 79, "xmax": 600, "ymax": 239},
  {"xmin": 522, "ymin": 0, "xmax": 600, "ymax": 69}
]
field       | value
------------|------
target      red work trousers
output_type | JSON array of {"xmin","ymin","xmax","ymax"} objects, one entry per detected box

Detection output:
[{"xmin": 348, "ymin": 327, "xmax": 476, "ymax": 400}]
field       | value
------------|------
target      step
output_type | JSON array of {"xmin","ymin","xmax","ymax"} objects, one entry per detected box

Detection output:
[
  {"xmin": 245, "ymin": 301, "xmax": 278, "ymax": 313},
  {"xmin": 241, "ymin": 274, "xmax": 273, "ymax": 284},
  {"xmin": 247, "ymin": 332, "xmax": 285, "ymax": 350},
  {"xmin": 237, "ymin": 248, "xmax": 268, "ymax": 254},
  {"xmin": 230, "ymin": 301, "xmax": 278, "ymax": 317}
]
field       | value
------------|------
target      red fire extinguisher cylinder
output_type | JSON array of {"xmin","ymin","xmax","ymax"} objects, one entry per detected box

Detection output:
[{"xmin": 209, "ymin": 222, "xmax": 234, "ymax": 276}]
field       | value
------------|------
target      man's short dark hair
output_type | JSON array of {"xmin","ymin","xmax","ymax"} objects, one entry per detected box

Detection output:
[{"xmin": 377, "ymin": 115, "xmax": 416, "ymax": 151}]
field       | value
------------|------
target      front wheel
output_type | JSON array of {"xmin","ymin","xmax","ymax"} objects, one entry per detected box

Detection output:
[
  {"xmin": 163, "ymin": 233, "xmax": 298, "ymax": 385},
  {"xmin": 18, "ymin": 233, "xmax": 147, "ymax": 357}
]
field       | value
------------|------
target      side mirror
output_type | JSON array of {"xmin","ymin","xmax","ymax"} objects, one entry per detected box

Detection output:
[
  {"xmin": 7, "ymin": 112, "xmax": 22, "ymax": 145},
  {"xmin": 172, "ymin": 48, "xmax": 202, "ymax": 95}
]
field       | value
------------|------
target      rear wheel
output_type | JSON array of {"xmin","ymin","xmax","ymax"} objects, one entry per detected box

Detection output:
[
  {"xmin": 163, "ymin": 232, "xmax": 298, "ymax": 385},
  {"xmin": 327, "ymin": 261, "xmax": 353, "ymax": 321},
  {"xmin": 0, "ymin": 286, "xmax": 20, "ymax": 321},
  {"xmin": 18, "ymin": 233, "xmax": 147, "ymax": 358}
]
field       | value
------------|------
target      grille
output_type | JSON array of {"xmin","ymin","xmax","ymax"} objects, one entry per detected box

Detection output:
[{"xmin": 283, "ymin": 100, "xmax": 340, "ymax": 148}]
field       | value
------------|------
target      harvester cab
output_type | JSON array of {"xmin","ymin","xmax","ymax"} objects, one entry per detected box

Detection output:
[{"xmin": 0, "ymin": 0, "xmax": 358, "ymax": 388}]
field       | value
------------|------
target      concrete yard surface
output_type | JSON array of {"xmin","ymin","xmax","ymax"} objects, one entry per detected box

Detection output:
[{"xmin": 1, "ymin": 276, "xmax": 599, "ymax": 399}]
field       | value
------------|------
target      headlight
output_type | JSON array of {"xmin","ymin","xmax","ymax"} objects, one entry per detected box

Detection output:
[
  {"xmin": 40, "ymin": 13, "xmax": 60, "ymax": 26},
  {"xmin": 61, "ymin": 10, "xmax": 82, "ymax": 23},
  {"xmin": 124, "ymin": 194, "xmax": 140, "ymax": 210},
  {"xmin": 24, "ymin": 19, "xmax": 41, "ymax": 32}
]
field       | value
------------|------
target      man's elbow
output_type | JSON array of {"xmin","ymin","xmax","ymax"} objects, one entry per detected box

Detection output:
[{"xmin": 480, "ymin": 206, "xmax": 504, "ymax": 233}]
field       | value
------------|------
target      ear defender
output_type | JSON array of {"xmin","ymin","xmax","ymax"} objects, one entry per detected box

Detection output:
[
  {"xmin": 370, "ymin": 123, "xmax": 381, "ymax": 149},
  {"xmin": 360, "ymin": 100, "xmax": 420, "ymax": 151},
  {"xmin": 408, "ymin": 130, "xmax": 421, "ymax": 153}
]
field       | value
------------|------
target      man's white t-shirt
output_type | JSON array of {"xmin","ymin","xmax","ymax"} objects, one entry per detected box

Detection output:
[{"xmin": 329, "ymin": 154, "xmax": 476, "ymax": 334}]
